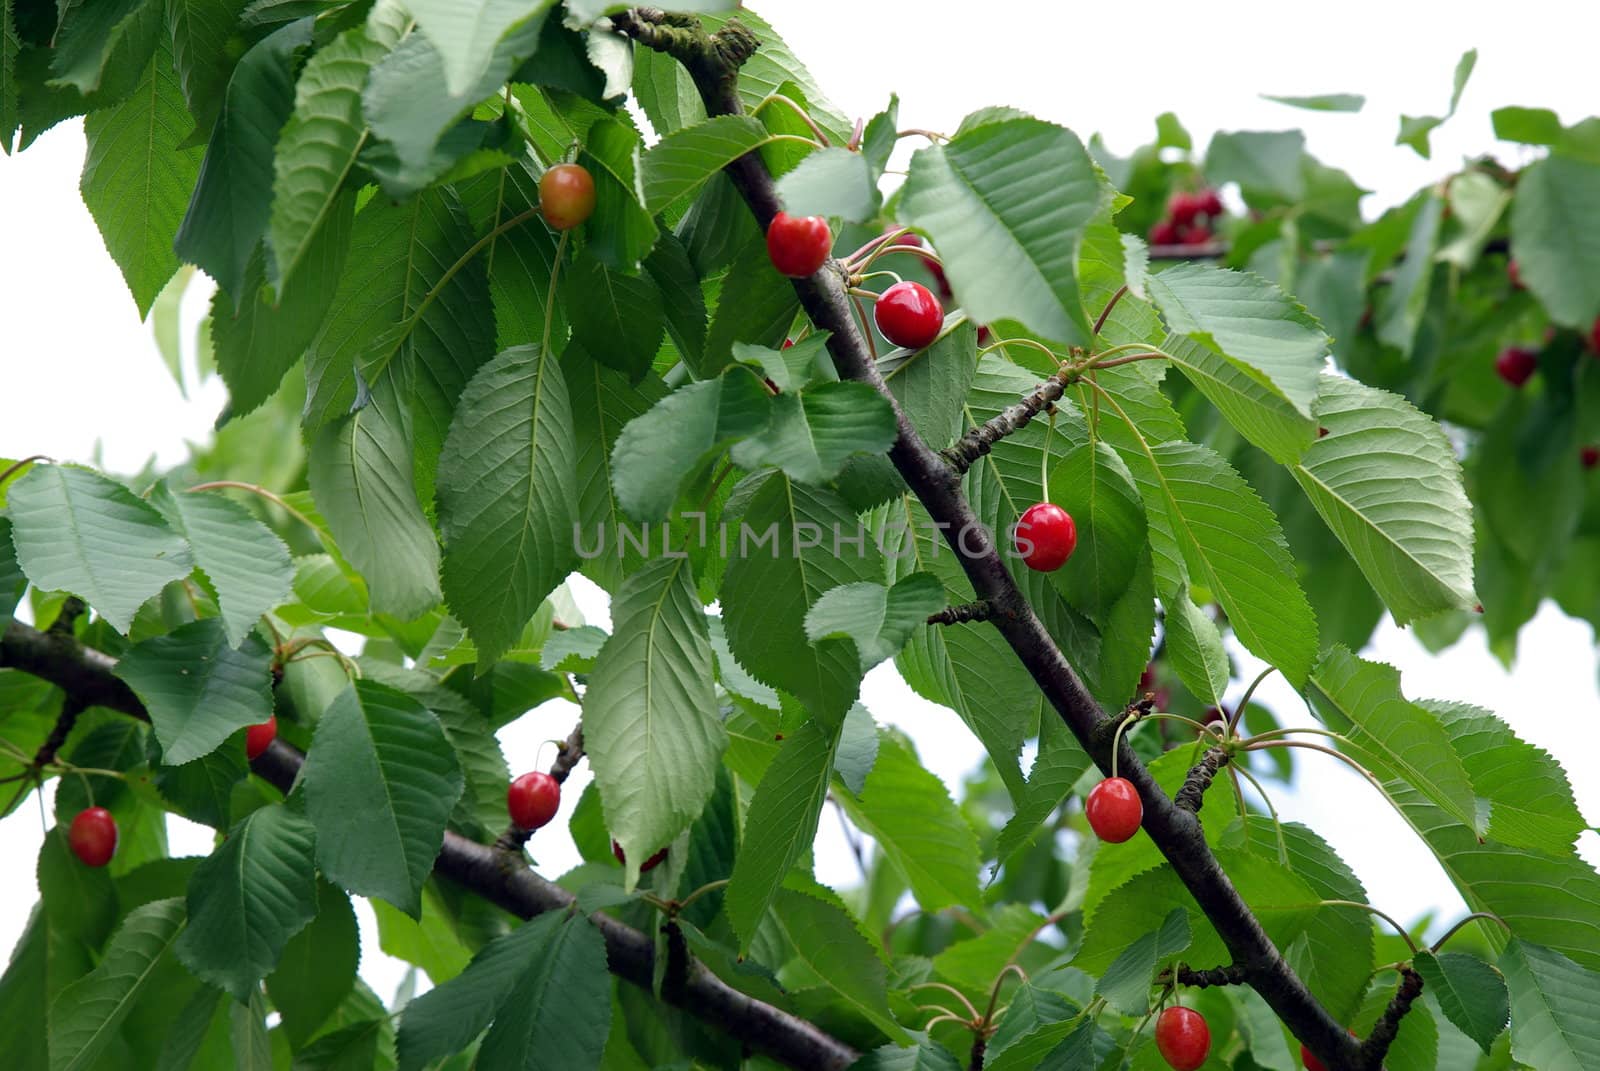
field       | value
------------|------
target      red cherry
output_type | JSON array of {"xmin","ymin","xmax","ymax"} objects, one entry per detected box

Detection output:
[
  {"xmin": 507, "ymin": 771, "xmax": 561, "ymax": 830},
  {"xmin": 1196, "ymin": 188, "xmax": 1224, "ymax": 218},
  {"xmin": 766, "ymin": 212, "xmax": 833, "ymax": 277},
  {"xmin": 68, "ymin": 807, "xmax": 117, "ymax": 867},
  {"xmin": 538, "ymin": 163, "xmax": 595, "ymax": 231},
  {"xmin": 1301, "ymin": 1044, "xmax": 1327, "ymax": 1071},
  {"xmin": 245, "ymin": 715, "xmax": 277, "ymax": 760},
  {"xmin": 781, "ymin": 339, "xmax": 794, "ymax": 349},
  {"xmin": 612, "ymin": 839, "xmax": 667, "ymax": 872},
  {"xmin": 1167, "ymin": 192, "xmax": 1205, "ymax": 227},
  {"xmin": 1178, "ymin": 223, "xmax": 1212, "ymax": 246},
  {"xmin": 1494, "ymin": 346, "xmax": 1538, "ymax": 387},
  {"xmin": 1589, "ymin": 316, "xmax": 1600, "ymax": 354},
  {"xmin": 1014, "ymin": 502, "xmax": 1077, "ymax": 572},
  {"xmin": 873, "ymin": 281, "xmax": 944, "ymax": 350},
  {"xmin": 1581, "ymin": 445, "xmax": 1599, "ymax": 470},
  {"xmin": 1155, "ymin": 1006, "xmax": 1211, "ymax": 1071},
  {"xmin": 1149, "ymin": 219, "xmax": 1182, "ymax": 246},
  {"xmin": 1085, "ymin": 777, "xmax": 1142, "ymax": 843},
  {"xmin": 1507, "ymin": 258, "xmax": 1523, "ymax": 290}
]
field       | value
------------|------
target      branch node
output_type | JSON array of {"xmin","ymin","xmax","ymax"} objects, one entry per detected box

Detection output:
[
  {"xmin": 1360, "ymin": 966, "xmax": 1423, "ymax": 1066},
  {"xmin": 1164, "ymin": 963, "xmax": 1247, "ymax": 988},
  {"xmin": 1174, "ymin": 746, "xmax": 1231, "ymax": 814},
  {"xmin": 47, "ymin": 596, "xmax": 87, "ymax": 637},
  {"xmin": 927, "ymin": 600, "xmax": 997, "ymax": 626},
  {"xmin": 941, "ymin": 367, "xmax": 1079, "ymax": 477}
]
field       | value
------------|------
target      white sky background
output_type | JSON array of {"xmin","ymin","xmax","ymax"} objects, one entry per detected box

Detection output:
[{"xmin": 2, "ymin": 0, "xmax": 1598, "ymax": 1007}]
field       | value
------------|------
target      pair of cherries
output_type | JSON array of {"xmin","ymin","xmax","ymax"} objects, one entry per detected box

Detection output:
[
  {"xmin": 765, "ymin": 213, "xmax": 945, "ymax": 351},
  {"xmin": 508, "ymin": 770, "xmax": 666, "ymax": 873}
]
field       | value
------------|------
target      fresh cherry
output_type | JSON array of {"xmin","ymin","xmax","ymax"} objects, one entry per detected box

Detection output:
[
  {"xmin": 1014, "ymin": 502, "xmax": 1077, "ymax": 572},
  {"xmin": 1178, "ymin": 223, "xmax": 1213, "ymax": 246},
  {"xmin": 245, "ymin": 715, "xmax": 277, "ymax": 760},
  {"xmin": 1589, "ymin": 316, "xmax": 1600, "ymax": 354},
  {"xmin": 766, "ymin": 212, "xmax": 833, "ymax": 277},
  {"xmin": 1149, "ymin": 219, "xmax": 1182, "ymax": 246},
  {"xmin": 538, "ymin": 163, "xmax": 596, "ymax": 231},
  {"xmin": 874, "ymin": 281, "xmax": 944, "ymax": 350},
  {"xmin": 612, "ymin": 839, "xmax": 667, "ymax": 873},
  {"xmin": 1301, "ymin": 1044, "xmax": 1326, "ymax": 1071},
  {"xmin": 1155, "ymin": 1006, "xmax": 1211, "ymax": 1071},
  {"xmin": 1167, "ymin": 191, "xmax": 1205, "ymax": 227},
  {"xmin": 507, "ymin": 771, "xmax": 561, "ymax": 830},
  {"xmin": 69, "ymin": 806, "xmax": 117, "ymax": 867},
  {"xmin": 1581, "ymin": 445, "xmax": 1599, "ymax": 470},
  {"xmin": 1507, "ymin": 258, "xmax": 1523, "ymax": 290},
  {"xmin": 1494, "ymin": 346, "xmax": 1538, "ymax": 387},
  {"xmin": 1196, "ymin": 188, "xmax": 1224, "ymax": 218},
  {"xmin": 1084, "ymin": 777, "xmax": 1142, "ymax": 843}
]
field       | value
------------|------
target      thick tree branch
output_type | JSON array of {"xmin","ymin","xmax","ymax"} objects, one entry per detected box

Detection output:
[
  {"xmin": 927, "ymin": 600, "xmax": 998, "ymax": 626},
  {"xmin": 941, "ymin": 366, "xmax": 1077, "ymax": 476},
  {"xmin": 614, "ymin": 9, "xmax": 1369, "ymax": 1070},
  {"xmin": 0, "ymin": 618, "xmax": 859, "ymax": 1071},
  {"xmin": 1173, "ymin": 747, "xmax": 1230, "ymax": 814},
  {"xmin": 1162, "ymin": 963, "xmax": 1247, "ymax": 988}
]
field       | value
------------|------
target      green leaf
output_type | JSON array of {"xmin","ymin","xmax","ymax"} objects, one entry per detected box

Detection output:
[
  {"xmin": 437, "ymin": 345, "xmax": 578, "ymax": 664},
  {"xmin": 772, "ymin": 882, "xmax": 909, "ymax": 1043},
  {"xmin": 155, "ymin": 745, "xmax": 247, "ymax": 829},
  {"xmin": 48, "ymin": 897, "xmax": 185, "ymax": 1071},
  {"xmin": 80, "ymin": 40, "xmax": 204, "ymax": 316},
  {"xmin": 406, "ymin": 0, "xmax": 553, "ymax": 96},
  {"xmin": 6, "ymin": 465, "xmax": 194, "ymax": 633},
  {"xmin": 1414, "ymin": 950, "xmax": 1509, "ymax": 1054},
  {"xmin": 724, "ymin": 717, "xmax": 841, "ymax": 950},
  {"xmin": 1147, "ymin": 263, "xmax": 1328, "ymax": 419},
  {"xmin": 307, "ymin": 373, "xmax": 442, "ymax": 620},
  {"xmin": 579, "ymin": 116, "xmax": 658, "ymax": 270},
  {"xmin": 38, "ymin": 827, "xmax": 117, "ymax": 948},
  {"xmin": 1095, "ymin": 907, "xmax": 1191, "ymax": 1014},
  {"xmin": 776, "ymin": 146, "xmax": 875, "ymax": 222},
  {"xmin": 903, "ymin": 114, "xmax": 1108, "ymax": 346},
  {"xmin": 805, "ymin": 573, "xmax": 944, "ymax": 672},
  {"xmin": 834, "ymin": 731, "xmax": 981, "ymax": 911},
  {"xmin": 1044, "ymin": 441, "xmax": 1146, "ymax": 624},
  {"xmin": 610, "ymin": 372, "xmax": 770, "ymax": 522},
  {"xmin": 702, "ymin": 232, "xmax": 803, "ymax": 378},
  {"xmin": 112, "ymin": 618, "xmax": 272, "ymax": 765},
  {"xmin": 396, "ymin": 912, "xmax": 557, "ymax": 1071},
  {"xmin": 166, "ymin": 0, "xmax": 248, "ymax": 138},
  {"xmin": 1305, "ymin": 647, "xmax": 1480, "ymax": 831},
  {"xmin": 50, "ymin": 0, "xmax": 161, "ymax": 98},
  {"xmin": 289, "ymin": 1018, "xmax": 383, "ymax": 1071},
  {"xmin": 562, "ymin": 246, "xmax": 664, "ymax": 381},
  {"xmin": 700, "ymin": 10, "xmax": 852, "ymax": 145},
  {"xmin": 265, "ymin": 881, "xmax": 359, "ymax": 1047},
  {"xmin": 269, "ymin": 12, "xmax": 403, "ymax": 294},
  {"xmin": 482, "ymin": 156, "xmax": 567, "ymax": 351},
  {"xmin": 1509, "ymin": 154, "xmax": 1600, "ymax": 329},
  {"xmin": 1421, "ymin": 699, "xmax": 1585, "ymax": 854},
  {"xmin": 878, "ymin": 316, "xmax": 978, "ymax": 449},
  {"xmin": 847, "ymin": 1041, "xmax": 962, "ymax": 1071},
  {"xmin": 1375, "ymin": 193, "xmax": 1443, "ymax": 356},
  {"xmin": 993, "ymin": 712, "xmax": 1092, "ymax": 869},
  {"xmin": 644, "ymin": 230, "xmax": 707, "ymax": 368},
  {"xmin": 1161, "ymin": 584, "xmax": 1229, "ymax": 706},
  {"xmin": 230, "ymin": 989, "xmax": 272, "ymax": 1071},
  {"xmin": 721, "ymin": 475, "xmax": 878, "ymax": 726},
  {"xmin": 1205, "ymin": 129, "xmax": 1306, "ymax": 201},
  {"xmin": 1492, "ymin": 106, "xmax": 1565, "ymax": 146},
  {"xmin": 1261, "ymin": 92, "xmax": 1365, "ymax": 112},
  {"xmin": 174, "ymin": 803, "xmax": 317, "ymax": 1000},
  {"xmin": 1292, "ymin": 375, "xmax": 1477, "ymax": 623},
  {"xmin": 1139, "ymin": 441, "xmax": 1317, "ymax": 685},
  {"xmin": 173, "ymin": 19, "xmax": 310, "ymax": 300},
  {"xmin": 148, "ymin": 483, "xmax": 293, "ymax": 647},
  {"xmin": 932, "ymin": 903, "xmax": 1046, "ymax": 992},
  {"xmin": 477, "ymin": 914, "xmax": 610, "ymax": 1071},
  {"xmin": 303, "ymin": 681, "xmax": 464, "ymax": 916},
  {"xmin": 640, "ymin": 113, "xmax": 773, "ymax": 213},
  {"xmin": 583, "ymin": 556, "xmax": 725, "ymax": 886},
  {"xmin": 732, "ymin": 381, "xmax": 897, "ymax": 486},
  {"xmin": 1396, "ymin": 49, "xmax": 1476, "ymax": 158},
  {"xmin": 1162, "ymin": 331, "xmax": 1315, "ymax": 464},
  {"xmin": 1500, "ymin": 940, "xmax": 1600, "ymax": 1070},
  {"xmin": 735, "ymin": 333, "xmax": 836, "ymax": 394}
]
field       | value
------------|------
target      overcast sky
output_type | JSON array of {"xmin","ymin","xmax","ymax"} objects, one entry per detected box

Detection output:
[{"xmin": 2, "ymin": 0, "xmax": 1596, "ymax": 1005}]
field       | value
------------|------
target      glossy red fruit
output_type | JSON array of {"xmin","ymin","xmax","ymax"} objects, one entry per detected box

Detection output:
[
  {"xmin": 1589, "ymin": 316, "xmax": 1600, "ymax": 354},
  {"xmin": 508, "ymin": 771, "xmax": 561, "ymax": 830},
  {"xmin": 68, "ymin": 807, "xmax": 117, "ymax": 867},
  {"xmin": 1084, "ymin": 777, "xmax": 1142, "ymax": 843},
  {"xmin": 1582, "ymin": 445, "xmax": 1600, "ymax": 470},
  {"xmin": 874, "ymin": 281, "xmax": 944, "ymax": 350},
  {"xmin": 538, "ymin": 163, "xmax": 595, "ymax": 231},
  {"xmin": 1167, "ymin": 191, "xmax": 1205, "ymax": 227},
  {"xmin": 612, "ymin": 839, "xmax": 668, "ymax": 873},
  {"xmin": 1301, "ymin": 1043, "xmax": 1327, "ymax": 1071},
  {"xmin": 1155, "ymin": 1006, "xmax": 1211, "ymax": 1071},
  {"xmin": 1494, "ymin": 346, "xmax": 1538, "ymax": 387},
  {"xmin": 1196, "ymin": 188, "xmax": 1224, "ymax": 218},
  {"xmin": 245, "ymin": 715, "xmax": 277, "ymax": 760},
  {"xmin": 766, "ymin": 212, "xmax": 833, "ymax": 277},
  {"xmin": 1014, "ymin": 502, "xmax": 1077, "ymax": 572},
  {"xmin": 1178, "ymin": 223, "xmax": 1213, "ymax": 246},
  {"xmin": 1149, "ymin": 219, "xmax": 1182, "ymax": 246}
]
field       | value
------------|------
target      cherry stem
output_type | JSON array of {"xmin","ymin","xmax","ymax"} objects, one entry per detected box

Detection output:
[
  {"xmin": 1229, "ymin": 667, "xmax": 1277, "ymax": 732},
  {"xmin": 856, "ymin": 243, "xmax": 944, "ymax": 275},
  {"xmin": 981, "ymin": 963, "xmax": 1028, "ymax": 1030},
  {"xmin": 676, "ymin": 878, "xmax": 730, "ymax": 911},
  {"xmin": 1086, "ymin": 352, "xmax": 1167, "ymax": 370},
  {"xmin": 851, "ymin": 294, "xmax": 879, "ymax": 360},
  {"xmin": 1092, "ymin": 285, "xmax": 1129, "ymax": 336},
  {"xmin": 911, "ymin": 982, "xmax": 981, "ymax": 1020},
  {"xmin": 852, "ymin": 270, "xmax": 904, "ymax": 287},
  {"xmin": 896, "ymin": 127, "xmax": 948, "ymax": 142},
  {"xmin": 1039, "ymin": 409, "xmax": 1056, "ymax": 501},
  {"xmin": 845, "ymin": 227, "xmax": 912, "ymax": 266},
  {"xmin": 185, "ymin": 481, "xmax": 319, "ymax": 535},
  {"xmin": 1110, "ymin": 709, "xmax": 1140, "ymax": 780},
  {"xmin": 1243, "ymin": 739, "xmax": 1383, "ymax": 789},
  {"xmin": 0, "ymin": 455, "xmax": 50, "ymax": 490},
  {"xmin": 979, "ymin": 336, "xmax": 1060, "ymax": 366},
  {"xmin": 1317, "ymin": 900, "xmax": 1419, "ymax": 954},
  {"xmin": 1230, "ymin": 762, "xmax": 1290, "ymax": 866},
  {"xmin": 1429, "ymin": 912, "xmax": 1510, "ymax": 953},
  {"xmin": 754, "ymin": 92, "xmax": 831, "ymax": 146}
]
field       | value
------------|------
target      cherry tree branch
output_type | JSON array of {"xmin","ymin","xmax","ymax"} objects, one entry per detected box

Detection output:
[
  {"xmin": 0, "ymin": 617, "xmax": 859, "ymax": 1071},
  {"xmin": 613, "ymin": 9, "xmax": 1394, "ymax": 1070},
  {"xmin": 940, "ymin": 364, "xmax": 1078, "ymax": 476}
]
